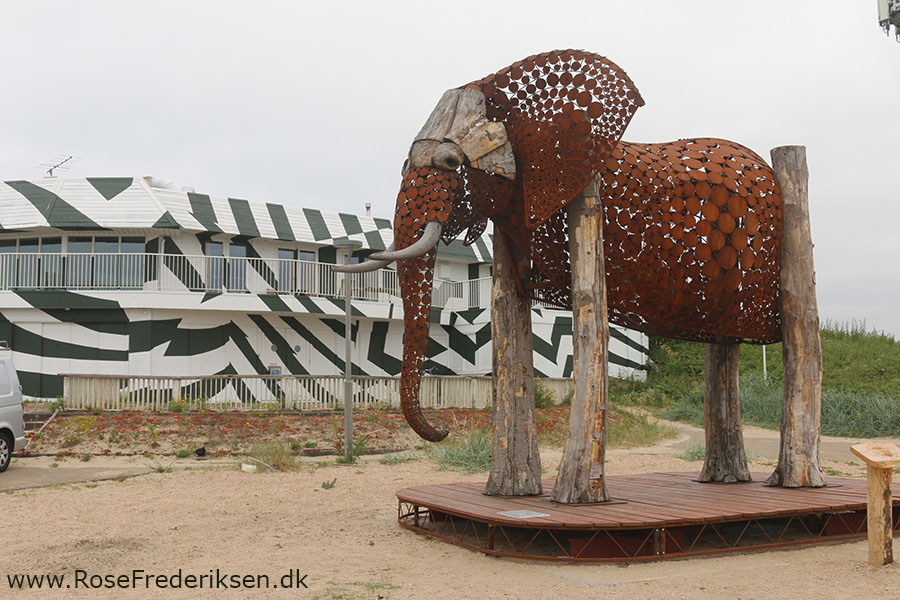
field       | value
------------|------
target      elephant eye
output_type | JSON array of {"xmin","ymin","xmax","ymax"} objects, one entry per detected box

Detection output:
[{"xmin": 432, "ymin": 142, "xmax": 466, "ymax": 172}]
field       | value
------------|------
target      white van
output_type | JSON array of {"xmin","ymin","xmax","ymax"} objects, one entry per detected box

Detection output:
[{"xmin": 0, "ymin": 341, "xmax": 26, "ymax": 472}]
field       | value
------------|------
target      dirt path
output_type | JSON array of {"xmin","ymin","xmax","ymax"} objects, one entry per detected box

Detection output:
[
  {"xmin": 1, "ymin": 427, "xmax": 897, "ymax": 599},
  {"xmin": 667, "ymin": 419, "xmax": 900, "ymax": 466}
]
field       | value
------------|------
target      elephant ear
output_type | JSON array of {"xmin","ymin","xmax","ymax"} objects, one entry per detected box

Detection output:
[{"xmin": 470, "ymin": 50, "xmax": 644, "ymax": 229}]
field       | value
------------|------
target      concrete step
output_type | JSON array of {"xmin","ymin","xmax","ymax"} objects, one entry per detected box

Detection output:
[{"xmin": 24, "ymin": 412, "xmax": 53, "ymax": 431}]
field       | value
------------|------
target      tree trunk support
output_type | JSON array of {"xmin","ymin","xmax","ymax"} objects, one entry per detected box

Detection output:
[
  {"xmin": 484, "ymin": 234, "xmax": 542, "ymax": 496},
  {"xmin": 765, "ymin": 146, "xmax": 825, "ymax": 488},
  {"xmin": 551, "ymin": 181, "xmax": 610, "ymax": 504},
  {"xmin": 700, "ymin": 339, "xmax": 750, "ymax": 482}
]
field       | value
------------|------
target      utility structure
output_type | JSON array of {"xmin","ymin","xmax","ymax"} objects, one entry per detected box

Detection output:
[
  {"xmin": 333, "ymin": 238, "xmax": 362, "ymax": 463},
  {"xmin": 340, "ymin": 49, "xmax": 825, "ymax": 503},
  {"xmin": 39, "ymin": 155, "xmax": 76, "ymax": 177},
  {"xmin": 879, "ymin": 0, "xmax": 900, "ymax": 41}
]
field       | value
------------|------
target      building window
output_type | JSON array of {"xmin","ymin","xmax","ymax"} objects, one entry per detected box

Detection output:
[
  {"xmin": 297, "ymin": 250, "xmax": 316, "ymax": 294},
  {"xmin": 0, "ymin": 240, "xmax": 16, "ymax": 288},
  {"xmin": 277, "ymin": 249, "xmax": 296, "ymax": 292},
  {"xmin": 17, "ymin": 239, "xmax": 39, "ymax": 288},
  {"xmin": 63, "ymin": 236, "xmax": 145, "ymax": 289},
  {"xmin": 205, "ymin": 241, "xmax": 224, "ymax": 290},
  {"xmin": 66, "ymin": 237, "xmax": 92, "ymax": 288},
  {"xmin": 228, "ymin": 243, "xmax": 247, "ymax": 291},
  {"xmin": 0, "ymin": 236, "xmax": 145, "ymax": 290},
  {"xmin": 93, "ymin": 236, "xmax": 118, "ymax": 288},
  {"xmin": 120, "ymin": 237, "xmax": 145, "ymax": 288},
  {"xmin": 40, "ymin": 238, "xmax": 62, "ymax": 287}
]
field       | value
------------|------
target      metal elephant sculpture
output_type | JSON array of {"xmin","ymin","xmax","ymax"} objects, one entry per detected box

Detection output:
[{"xmin": 337, "ymin": 50, "xmax": 783, "ymax": 442}]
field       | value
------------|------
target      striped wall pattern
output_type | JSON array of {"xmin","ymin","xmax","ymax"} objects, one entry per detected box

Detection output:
[
  {"xmin": 0, "ymin": 177, "xmax": 493, "ymax": 262},
  {"xmin": 0, "ymin": 288, "xmax": 647, "ymax": 400}
]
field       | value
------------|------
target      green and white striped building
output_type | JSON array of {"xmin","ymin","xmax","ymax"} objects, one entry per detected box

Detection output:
[{"xmin": 0, "ymin": 176, "xmax": 648, "ymax": 400}]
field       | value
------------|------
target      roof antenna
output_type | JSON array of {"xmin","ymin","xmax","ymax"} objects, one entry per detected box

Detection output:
[
  {"xmin": 879, "ymin": 0, "xmax": 900, "ymax": 41},
  {"xmin": 39, "ymin": 155, "xmax": 78, "ymax": 178}
]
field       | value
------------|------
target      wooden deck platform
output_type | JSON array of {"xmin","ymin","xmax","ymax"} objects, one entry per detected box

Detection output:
[{"xmin": 397, "ymin": 472, "xmax": 900, "ymax": 561}]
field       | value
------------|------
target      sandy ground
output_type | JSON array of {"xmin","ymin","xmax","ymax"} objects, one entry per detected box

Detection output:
[{"xmin": 2, "ymin": 425, "xmax": 899, "ymax": 599}]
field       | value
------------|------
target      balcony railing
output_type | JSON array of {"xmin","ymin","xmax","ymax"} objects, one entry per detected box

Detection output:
[{"xmin": 0, "ymin": 252, "xmax": 496, "ymax": 310}]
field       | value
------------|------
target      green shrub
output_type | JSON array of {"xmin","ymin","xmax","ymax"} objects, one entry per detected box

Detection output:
[
  {"xmin": 247, "ymin": 442, "xmax": 297, "ymax": 471},
  {"xmin": 661, "ymin": 371, "xmax": 900, "ymax": 438},
  {"xmin": 429, "ymin": 431, "xmax": 492, "ymax": 473},
  {"xmin": 650, "ymin": 321, "xmax": 900, "ymax": 411},
  {"xmin": 73, "ymin": 416, "xmax": 97, "ymax": 432},
  {"xmin": 677, "ymin": 443, "xmax": 706, "ymax": 461},
  {"xmin": 336, "ymin": 435, "xmax": 369, "ymax": 464},
  {"xmin": 63, "ymin": 433, "xmax": 83, "ymax": 448},
  {"xmin": 613, "ymin": 386, "xmax": 670, "ymax": 408},
  {"xmin": 150, "ymin": 460, "xmax": 173, "ymax": 473},
  {"xmin": 174, "ymin": 448, "xmax": 192, "ymax": 459},
  {"xmin": 168, "ymin": 398, "xmax": 190, "ymax": 413},
  {"xmin": 380, "ymin": 450, "xmax": 423, "ymax": 465},
  {"xmin": 607, "ymin": 407, "xmax": 678, "ymax": 448},
  {"xmin": 534, "ymin": 379, "xmax": 556, "ymax": 409}
]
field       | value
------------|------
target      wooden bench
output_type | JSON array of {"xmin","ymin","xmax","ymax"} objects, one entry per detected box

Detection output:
[{"xmin": 850, "ymin": 442, "xmax": 900, "ymax": 565}]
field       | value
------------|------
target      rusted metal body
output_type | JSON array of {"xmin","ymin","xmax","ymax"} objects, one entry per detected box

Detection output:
[
  {"xmin": 392, "ymin": 49, "xmax": 784, "ymax": 442},
  {"xmin": 598, "ymin": 140, "xmax": 781, "ymax": 342},
  {"xmin": 397, "ymin": 473, "xmax": 900, "ymax": 562}
]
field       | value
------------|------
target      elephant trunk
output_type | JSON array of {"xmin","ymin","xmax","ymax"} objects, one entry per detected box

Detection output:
[
  {"xmin": 398, "ymin": 246, "xmax": 448, "ymax": 442},
  {"xmin": 392, "ymin": 167, "xmax": 463, "ymax": 442}
]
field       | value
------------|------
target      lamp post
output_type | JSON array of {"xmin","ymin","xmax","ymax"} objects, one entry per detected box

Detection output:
[{"xmin": 333, "ymin": 239, "xmax": 362, "ymax": 462}]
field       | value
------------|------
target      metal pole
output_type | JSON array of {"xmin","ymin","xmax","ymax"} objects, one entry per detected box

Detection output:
[
  {"xmin": 343, "ymin": 258, "xmax": 353, "ymax": 462},
  {"xmin": 332, "ymin": 238, "xmax": 362, "ymax": 463},
  {"xmin": 762, "ymin": 344, "xmax": 767, "ymax": 381}
]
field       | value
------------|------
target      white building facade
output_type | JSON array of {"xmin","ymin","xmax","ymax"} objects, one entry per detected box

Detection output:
[{"xmin": 0, "ymin": 176, "xmax": 648, "ymax": 400}]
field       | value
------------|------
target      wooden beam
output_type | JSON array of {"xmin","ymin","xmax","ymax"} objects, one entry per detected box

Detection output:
[
  {"xmin": 446, "ymin": 87, "xmax": 487, "ymax": 144},
  {"xmin": 850, "ymin": 442, "xmax": 900, "ymax": 566},
  {"xmin": 700, "ymin": 339, "xmax": 750, "ymax": 483},
  {"xmin": 484, "ymin": 234, "xmax": 542, "ymax": 496},
  {"xmin": 413, "ymin": 89, "xmax": 460, "ymax": 143},
  {"xmin": 471, "ymin": 142, "xmax": 516, "ymax": 179},
  {"xmin": 456, "ymin": 121, "xmax": 508, "ymax": 162},
  {"xmin": 765, "ymin": 145, "xmax": 825, "ymax": 488},
  {"xmin": 551, "ymin": 179, "xmax": 610, "ymax": 504}
]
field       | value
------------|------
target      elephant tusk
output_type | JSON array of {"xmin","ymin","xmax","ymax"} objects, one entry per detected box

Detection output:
[
  {"xmin": 369, "ymin": 221, "xmax": 443, "ymax": 261},
  {"xmin": 332, "ymin": 246, "xmax": 394, "ymax": 273}
]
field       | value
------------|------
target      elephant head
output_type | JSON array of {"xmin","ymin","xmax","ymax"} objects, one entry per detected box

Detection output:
[{"xmin": 337, "ymin": 49, "xmax": 782, "ymax": 442}]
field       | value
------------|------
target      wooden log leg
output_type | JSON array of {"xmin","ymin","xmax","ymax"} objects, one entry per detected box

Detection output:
[
  {"xmin": 551, "ymin": 183, "xmax": 609, "ymax": 504},
  {"xmin": 484, "ymin": 234, "xmax": 542, "ymax": 496},
  {"xmin": 699, "ymin": 340, "xmax": 750, "ymax": 483},
  {"xmin": 867, "ymin": 465, "xmax": 893, "ymax": 566},
  {"xmin": 765, "ymin": 145, "xmax": 825, "ymax": 488}
]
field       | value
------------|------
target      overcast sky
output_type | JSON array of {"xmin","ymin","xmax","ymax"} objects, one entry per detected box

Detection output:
[{"xmin": 1, "ymin": 1, "xmax": 898, "ymax": 336}]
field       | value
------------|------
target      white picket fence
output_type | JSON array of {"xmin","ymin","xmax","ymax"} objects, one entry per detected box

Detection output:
[{"xmin": 62, "ymin": 374, "xmax": 573, "ymax": 411}]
